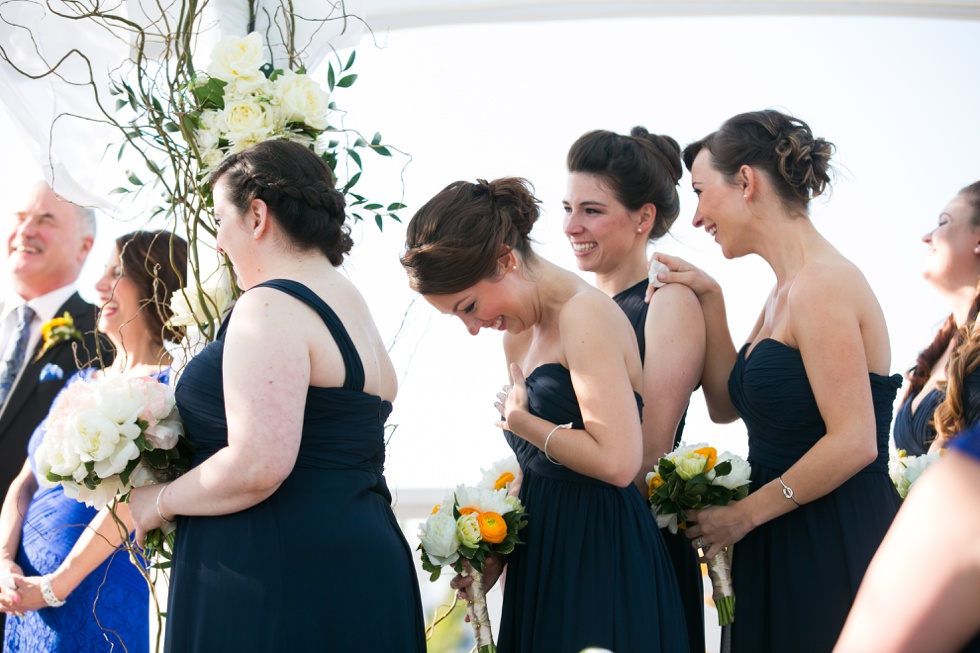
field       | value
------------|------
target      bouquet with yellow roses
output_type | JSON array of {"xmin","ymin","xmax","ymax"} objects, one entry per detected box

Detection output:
[
  {"xmin": 647, "ymin": 443, "xmax": 751, "ymax": 626},
  {"xmin": 418, "ymin": 473, "xmax": 527, "ymax": 653}
]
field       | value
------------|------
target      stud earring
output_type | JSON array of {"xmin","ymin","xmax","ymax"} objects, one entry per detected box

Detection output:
[
  {"xmin": 636, "ymin": 227, "xmax": 642, "ymax": 233},
  {"xmin": 512, "ymin": 265, "xmax": 518, "ymax": 271},
  {"xmin": 743, "ymin": 194, "xmax": 747, "ymax": 199},
  {"xmin": 975, "ymin": 245, "xmax": 980, "ymax": 255}
]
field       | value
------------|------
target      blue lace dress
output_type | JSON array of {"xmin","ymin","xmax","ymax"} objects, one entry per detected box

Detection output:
[
  {"xmin": 3, "ymin": 368, "xmax": 163, "ymax": 653},
  {"xmin": 728, "ymin": 339, "xmax": 902, "ymax": 653},
  {"xmin": 497, "ymin": 363, "xmax": 689, "ymax": 653},
  {"xmin": 164, "ymin": 279, "xmax": 425, "ymax": 652}
]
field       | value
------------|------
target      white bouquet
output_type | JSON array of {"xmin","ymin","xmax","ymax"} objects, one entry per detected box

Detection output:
[
  {"xmin": 35, "ymin": 375, "xmax": 191, "ymax": 511},
  {"xmin": 889, "ymin": 449, "xmax": 943, "ymax": 499}
]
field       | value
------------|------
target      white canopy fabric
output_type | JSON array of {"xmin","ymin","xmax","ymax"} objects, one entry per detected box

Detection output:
[{"xmin": 363, "ymin": 0, "xmax": 980, "ymax": 31}]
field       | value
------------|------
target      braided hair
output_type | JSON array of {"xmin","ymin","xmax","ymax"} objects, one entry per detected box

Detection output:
[{"xmin": 209, "ymin": 140, "xmax": 352, "ymax": 265}]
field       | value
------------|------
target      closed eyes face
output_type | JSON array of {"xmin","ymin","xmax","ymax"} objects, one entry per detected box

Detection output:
[
  {"xmin": 423, "ymin": 278, "xmax": 516, "ymax": 336},
  {"xmin": 921, "ymin": 193, "xmax": 980, "ymax": 286}
]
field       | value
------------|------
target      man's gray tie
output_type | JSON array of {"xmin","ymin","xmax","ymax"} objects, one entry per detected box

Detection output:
[{"xmin": 0, "ymin": 305, "xmax": 37, "ymax": 407}]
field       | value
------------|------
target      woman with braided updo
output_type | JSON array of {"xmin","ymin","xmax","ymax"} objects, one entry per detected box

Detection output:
[
  {"xmin": 651, "ymin": 110, "xmax": 904, "ymax": 652},
  {"xmin": 894, "ymin": 182, "xmax": 980, "ymax": 455},
  {"xmin": 129, "ymin": 140, "xmax": 425, "ymax": 651},
  {"xmin": 402, "ymin": 177, "xmax": 688, "ymax": 651},
  {"xmin": 563, "ymin": 127, "xmax": 706, "ymax": 653}
]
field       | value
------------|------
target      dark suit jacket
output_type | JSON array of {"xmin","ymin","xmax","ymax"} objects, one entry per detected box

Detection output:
[{"xmin": 0, "ymin": 293, "xmax": 110, "ymax": 508}]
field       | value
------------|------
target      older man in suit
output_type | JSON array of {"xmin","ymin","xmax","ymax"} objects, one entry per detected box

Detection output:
[{"xmin": 0, "ymin": 183, "xmax": 105, "ymax": 632}]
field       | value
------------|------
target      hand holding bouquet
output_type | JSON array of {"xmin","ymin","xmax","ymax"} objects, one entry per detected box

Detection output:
[
  {"xmin": 419, "ymin": 474, "xmax": 527, "ymax": 653},
  {"xmin": 34, "ymin": 374, "xmax": 192, "ymax": 553},
  {"xmin": 647, "ymin": 443, "xmax": 751, "ymax": 625},
  {"xmin": 889, "ymin": 448, "xmax": 943, "ymax": 499}
]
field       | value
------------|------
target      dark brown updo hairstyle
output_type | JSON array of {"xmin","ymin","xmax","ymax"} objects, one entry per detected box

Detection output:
[
  {"xmin": 208, "ymin": 139, "xmax": 351, "ymax": 265},
  {"xmin": 401, "ymin": 177, "xmax": 541, "ymax": 295},
  {"xmin": 682, "ymin": 110, "xmax": 835, "ymax": 213},
  {"xmin": 567, "ymin": 127, "xmax": 683, "ymax": 240},
  {"xmin": 909, "ymin": 182, "xmax": 980, "ymax": 434},
  {"xmin": 116, "ymin": 230, "xmax": 188, "ymax": 344}
]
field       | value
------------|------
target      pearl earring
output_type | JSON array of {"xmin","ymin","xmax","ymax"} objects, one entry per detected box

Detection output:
[
  {"xmin": 512, "ymin": 265, "xmax": 518, "ymax": 271},
  {"xmin": 636, "ymin": 227, "xmax": 642, "ymax": 233},
  {"xmin": 743, "ymin": 194, "xmax": 747, "ymax": 199},
  {"xmin": 975, "ymin": 245, "xmax": 980, "ymax": 255}
]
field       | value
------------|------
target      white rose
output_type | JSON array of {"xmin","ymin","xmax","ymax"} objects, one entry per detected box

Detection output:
[
  {"xmin": 207, "ymin": 33, "xmax": 267, "ymax": 94},
  {"xmin": 92, "ymin": 377, "xmax": 144, "ymax": 426},
  {"xmin": 897, "ymin": 452, "xmax": 942, "ymax": 498},
  {"xmin": 456, "ymin": 513, "xmax": 482, "ymax": 548},
  {"xmin": 274, "ymin": 70, "xmax": 330, "ymax": 130},
  {"xmin": 419, "ymin": 512, "xmax": 460, "ymax": 567},
  {"xmin": 168, "ymin": 279, "xmax": 236, "ymax": 328},
  {"xmin": 220, "ymin": 98, "xmax": 275, "ymax": 140},
  {"xmin": 93, "ymin": 438, "xmax": 141, "ymax": 478},
  {"xmin": 34, "ymin": 431, "xmax": 80, "ymax": 486},
  {"xmin": 72, "ymin": 410, "xmax": 122, "ymax": 462},
  {"xmin": 145, "ymin": 414, "xmax": 184, "ymax": 450},
  {"xmin": 713, "ymin": 451, "xmax": 752, "ymax": 490}
]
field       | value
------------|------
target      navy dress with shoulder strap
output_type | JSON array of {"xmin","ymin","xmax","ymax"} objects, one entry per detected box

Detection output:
[{"xmin": 165, "ymin": 279, "xmax": 425, "ymax": 652}]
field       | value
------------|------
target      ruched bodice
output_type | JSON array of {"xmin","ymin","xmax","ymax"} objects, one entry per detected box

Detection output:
[
  {"xmin": 497, "ymin": 363, "xmax": 688, "ymax": 652},
  {"xmin": 730, "ymin": 338, "xmax": 901, "ymax": 473},
  {"xmin": 165, "ymin": 279, "xmax": 424, "ymax": 652},
  {"xmin": 726, "ymin": 338, "xmax": 902, "ymax": 653}
]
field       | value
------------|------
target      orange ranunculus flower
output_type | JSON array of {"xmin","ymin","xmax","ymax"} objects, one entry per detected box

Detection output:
[
  {"xmin": 478, "ymin": 512, "xmax": 507, "ymax": 544},
  {"xmin": 647, "ymin": 473, "xmax": 665, "ymax": 498},
  {"xmin": 458, "ymin": 506, "xmax": 480, "ymax": 516},
  {"xmin": 694, "ymin": 446, "xmax": 718, "ymax": 472},
  {"xmin": 494, "ymin": 472, "xmax": 516, "ymax": 491}
]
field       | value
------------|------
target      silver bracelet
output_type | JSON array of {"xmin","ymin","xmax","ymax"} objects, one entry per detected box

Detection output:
[
  {"xmin": 40, "ymin": 574, "xmax": 65, "ymax": 608},
  {"xmin": 544, "ymin": 422, "xmax": 573, "ymax": 466},
  {"xmin": 778, "ymin": 476, "xmax": 801, "ymax": 507},
  {"xmin": 156, "ymin": 485, "xmax": 175, "ymax": 524}
]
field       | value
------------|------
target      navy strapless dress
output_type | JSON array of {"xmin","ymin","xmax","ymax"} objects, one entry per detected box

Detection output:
[
  {"xmin": 728, "ymin": 339, "xmax": 902, "ymax": 653},
  {"xmin": 4, "ymin": 368, "xmax": 159, "ymax": 653},
  {"xmin": 613, "ymin": 279, "xmax": 703, "ymax": 653},
  {"xmin": 894, "ymin": 368, "xmax": 980, "ymax": 455},
  {"xmin": 497, "ymin": 363, "xmax": 688, "ymax": 653},
  {"xmin": 164, "ymin": 280, "xmax": 425, "ymax": 652}
]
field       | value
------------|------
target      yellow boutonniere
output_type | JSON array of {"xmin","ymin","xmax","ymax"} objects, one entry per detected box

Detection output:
[{"xmin": 35, "ymin": 312, "xmax": 83, "ymax": 361}]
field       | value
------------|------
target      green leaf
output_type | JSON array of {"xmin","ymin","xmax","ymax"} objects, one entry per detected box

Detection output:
[
  {"xmin": 337, "ymin": 74, "xmax": 357, "ymax": 88},
  {"xmin": 115, "ymin": 98, "xmax": 128, "ymax": 111},
  {"xmin": 363, "ymin": 203, "xmax": 383, "ymax": 211},
  {"xmin": 371, "ymin": 131, "xmax": 383, "ymax": 146},
  {"xmin": 127, "ymin": 171, "xmax": 143, "ymax": 186},
  {"xmin": 371, "ymin": 145, "xmax": 391, "ymax": 157},
  {"xmin": 343, "ymin": 171, "xmax": 361, "ymax": 191},
  {"xmin": 346, "ymin": 149, "xmax": 362, "ymax": 169},
  {"xmin": 375, "ymin": 215, "xmax": 383, "ymax": 231},
  {"xmin": 327, "ymin": 65, "xmax": 336, "ymax": 91},
  {"xmin": 387, "ymin": 202, "xmax": 407, "ymax": 211},
  {"xmin": 344, "ymin": 50, "xmax": 356, "ymax": 71},
  {"xmin": 109, "ymin": 187, "xmax": 130, "ymax": 195}
]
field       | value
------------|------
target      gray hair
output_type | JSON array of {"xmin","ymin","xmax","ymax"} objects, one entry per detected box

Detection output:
[{"xmin": 75, "ymin": 205, "xmax": 96, "ymax": 239}]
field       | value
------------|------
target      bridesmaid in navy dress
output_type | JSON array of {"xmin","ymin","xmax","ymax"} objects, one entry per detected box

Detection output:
[
  {"xmin": 402, "ymin": 177, "xmax": 688, "ymax": 652},
  {"xmin": 836, "ymin": 421, "xmax": 980, "ymax": 652},
  {"xmin": 0, "ymin": 231, "xmax": 187, "ymax": 652},
  {"xmin": 653, "ymin": 110, "xmax": 903, "ymax": 653},
  {"xmin": 563, "ymin": 128, "xmax": 706, "ymax": 652},
  {"xmin": 894, "ymin": 182, "xmax": 980, "ymax": 455},
  {"xmin": 128, "ymin": 141, "xmax": 425, "ymax": 651}
]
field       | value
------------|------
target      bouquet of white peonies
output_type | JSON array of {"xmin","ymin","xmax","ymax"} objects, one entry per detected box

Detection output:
[
  {"xmin": 35, "ymin": 375, "xmax": 192, "ymax": 514},
  {"xmin": 647, "ymin": 443, "xmax": 751, "ymax": 626},
  {"xmin": 889, "ymin": 449, "xmax": 943, "ymax": 499},
  {"xmin": 419, "ymin": 471, "xmax": 527, "ymax": 653}
]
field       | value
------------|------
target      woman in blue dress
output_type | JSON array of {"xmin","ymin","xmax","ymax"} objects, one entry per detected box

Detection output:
[
  {"xmin": 0, "ymin": 230, "xmax": 187, "ymax": 652},
  {"xmin": 402, "ymin": 177, "xmax": 688, "ymax": 652},
  {"xmin": 894, "ymin": 182, "xmax": 980, "ymax": 455},
  {"xmin": 128, "ymin": 140, "xmax": 425, "ymax": 652},
  {"xmin": 653, "ymin": 110, "xmax": 903, "ymax": 653},
  {"xmin": 836, "ymin": 421, "xmax": 980, "ymax": 652},
  {"xmin": 563, "ymin": 127, "xmax": 706, "ymax": 653}
]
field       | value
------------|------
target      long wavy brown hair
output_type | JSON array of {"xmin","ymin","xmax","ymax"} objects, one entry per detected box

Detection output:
[{"xmin": 910, "ymin": 181, "xmax": 980, "ymax": 440}]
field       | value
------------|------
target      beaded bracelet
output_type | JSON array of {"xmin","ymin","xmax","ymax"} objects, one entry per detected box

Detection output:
[
  {"xmin": 40, "ymin": 575, "xmax": 65, "ymax": 608},
  {"xmin": 544, "ymin": 422, "xmax": 573, "ymax": 466},
  {"xmin": 156, "ymin": 485, "xmax": 175, "ymax": 525}
]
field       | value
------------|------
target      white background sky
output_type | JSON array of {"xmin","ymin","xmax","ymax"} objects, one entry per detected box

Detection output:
[{"xmin": 2, "ymin": 13, "xmax": 980, "ymax": 499}]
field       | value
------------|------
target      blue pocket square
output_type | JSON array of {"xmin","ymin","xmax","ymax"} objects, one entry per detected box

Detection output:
[{"xmin": 39, "ymin": 363, "xmax": 64, "ymax": 382}]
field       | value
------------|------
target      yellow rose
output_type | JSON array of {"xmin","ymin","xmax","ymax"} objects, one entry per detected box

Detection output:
[
  {"xmin": 694, "ymin": 446, "xmax": 718, "ymax": 472},
  {"xmin": 647, "ymin": 473, "xmax": 665, "ymax": 498}
]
